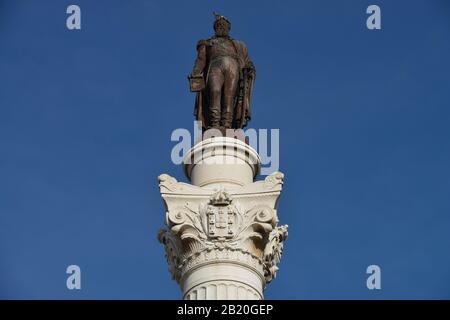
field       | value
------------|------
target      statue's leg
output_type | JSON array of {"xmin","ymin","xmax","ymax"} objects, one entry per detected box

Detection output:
[
  {"xmin": 207, "ymin": 66, "xmax": 224, "ymax": 129},
  {"xmin": 221, "ymin": 60, "xmax": 239, "ymax": 128}
]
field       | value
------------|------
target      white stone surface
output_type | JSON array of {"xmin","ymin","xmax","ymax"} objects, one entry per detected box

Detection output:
[
  {"xmin": 183, "ymin": 263, "xmax": 263, "ymax": 300},
  {"xmin": 183, "ymin": 137, "xmax": 261, "ymax": 188},
  {"xmin": 158, "ymin": 137, "xmax": 288, "ymax": 300}
]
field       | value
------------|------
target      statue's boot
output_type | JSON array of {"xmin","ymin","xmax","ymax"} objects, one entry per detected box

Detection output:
[
  {"xmin": 208, "ymin": 106, "xmax": 221, "ymax": 129},
  {"xmin": 221, "ymin": 107, "xmax": 234, "ymax": 130}
]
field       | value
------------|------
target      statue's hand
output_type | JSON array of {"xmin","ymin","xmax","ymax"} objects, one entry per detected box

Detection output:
[
  {"xmin": 190, "ymin": 70, "xmax": 203, "ymax": 78},
  {"xmin": 246, "ymin": 61, "xmax": 255, "ymax": 69}
]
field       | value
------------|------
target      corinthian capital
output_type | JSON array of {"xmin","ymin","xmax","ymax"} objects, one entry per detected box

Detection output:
[{"xmin": 158, "ymin": 172, "xmax": 288, "ymax": 288}]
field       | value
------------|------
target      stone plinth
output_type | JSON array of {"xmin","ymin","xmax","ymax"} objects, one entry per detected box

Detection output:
[
  {"xmin": 158, "ymin": 137, "xmax": 288, "ymax": 300},
  {"xmin": 184, "ymin": 137, "xmax": 261, "ymax": 188}
]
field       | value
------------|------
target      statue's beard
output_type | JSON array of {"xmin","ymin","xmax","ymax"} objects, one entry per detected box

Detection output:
[{"xmin": 215, "ymin": 27, "xmax": 229, "ymax": 37}]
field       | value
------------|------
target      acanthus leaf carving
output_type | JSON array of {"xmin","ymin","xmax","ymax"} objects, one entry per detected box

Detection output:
[
  {"xmin": 157, "ymin": 228, "xmax": 182, "ymax": 282},
  {"xmin": 263, "ymin": 224, "xmax": 288, "ymax": 283}
]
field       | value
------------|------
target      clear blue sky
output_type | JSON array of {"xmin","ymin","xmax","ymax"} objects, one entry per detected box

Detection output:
[{"xmin": 1, "ymin": 0, "xmax": 450, "ymax": 299}]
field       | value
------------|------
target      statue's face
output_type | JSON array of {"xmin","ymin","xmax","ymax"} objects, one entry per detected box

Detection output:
[{"xmin": 214, "ymin": 20, "xmax": 230, "ymax": 37}]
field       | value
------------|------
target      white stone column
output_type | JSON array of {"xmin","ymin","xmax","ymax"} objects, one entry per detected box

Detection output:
[{"xmin": 158, "ymin": 137, "xmax": 288, "ymax": 300}]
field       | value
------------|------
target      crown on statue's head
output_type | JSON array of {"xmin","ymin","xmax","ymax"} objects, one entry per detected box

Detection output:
[{"xmin": 213, "ymin": 12, "xmax": 231, "ymax": 28}]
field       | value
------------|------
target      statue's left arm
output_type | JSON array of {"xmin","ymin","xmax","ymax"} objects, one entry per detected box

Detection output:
[{"xmin": 239, "ymin": 42, "xmax": 256, "ymax": 77}]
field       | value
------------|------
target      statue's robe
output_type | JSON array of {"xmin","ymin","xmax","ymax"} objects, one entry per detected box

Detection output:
[{"xmin": 193, "ymin": 37, "xmax": 256, "ymax": 130}]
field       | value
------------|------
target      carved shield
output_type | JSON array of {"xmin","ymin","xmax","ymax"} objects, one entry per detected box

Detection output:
[{"xmin": 206, "ymin": 204, "xmax": 237, "ymax": 239}]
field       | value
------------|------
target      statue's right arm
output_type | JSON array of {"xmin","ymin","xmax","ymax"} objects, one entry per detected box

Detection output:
[{"xmin": 191, "ymin": 40, "xmax": 207, "ymax": 77}]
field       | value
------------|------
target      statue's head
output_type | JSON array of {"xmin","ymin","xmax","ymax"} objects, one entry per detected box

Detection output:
[{"xmin": 213, "ymin": 12, "xmax": 231, "ymax": 37}]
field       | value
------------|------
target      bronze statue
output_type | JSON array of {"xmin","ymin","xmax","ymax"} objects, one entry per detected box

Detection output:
[{"xmin": 189, "ymin": 13, "xmax": 256, "ymax": 132}]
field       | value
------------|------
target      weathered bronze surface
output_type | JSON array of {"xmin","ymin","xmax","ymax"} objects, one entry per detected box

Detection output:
[{"xmin": 189, "ymin": 13, "xmax": 256, "ymax": 131}]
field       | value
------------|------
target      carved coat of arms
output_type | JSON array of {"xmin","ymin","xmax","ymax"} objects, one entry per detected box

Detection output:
[{"xmin": 205, "ymin": 189, "xmax": 238, "ymax": 239}]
